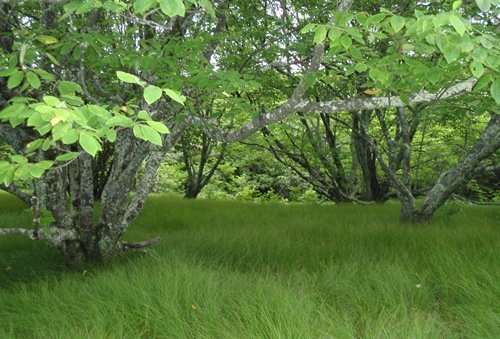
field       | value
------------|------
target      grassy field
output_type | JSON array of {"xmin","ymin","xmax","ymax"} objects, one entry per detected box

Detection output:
[{"xmin": 0, "ymin": 192, "xmax": 499, "ymax": 338}]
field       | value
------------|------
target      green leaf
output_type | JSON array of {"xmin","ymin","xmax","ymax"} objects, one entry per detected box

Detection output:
[
  {"xmin": 116, "ymin": 71, "xmax": 140, "ymax": 84},
  {"xmin": 26, "ymin": 139, "xmax": 43, "ymax": 153},
  {"xmin": 61, "ymin": 95, "xmax": 84, "ymax": 106},
  {"xmin": 52, "ymin": 122, "xmax": 72, "ymax": 140},
  {"xmin": 58, "ymin": 81, "xmax": 83, "ymax": 95},
  {"xmin": 341, "ymin": 36, "xmax": 352, "ymax": 50},
  {"xmin": 479, "ymin": 37, "xmax": 493, "ymax": 50},
  {"xmin": 390, "ymin": 15, "xmax": 405, "ymax": 33},
  {"xmin": 400, "ymin": 93, "xmax": 410, "ymax": 105},
  {"xmin": 133, "ymin": 124, "xmax": 144, "ymax": 139},
  {"xmin": 62, "ymin": 130, "xmax": 79, "ymax": 144},
  {"xmin": 163, "ymin": 88, "xmax": 186, "ymax": 105},
  {"xmin": 140, "ymin": 124, "xmax": 163, "ymax": 146},
  {"xmin": 27, "ymin": 112, "xmax": 45, "ymax": 128},
  {"xmin": 469, "ymin": 61, "xmax": 484, "ymax": 78},
  {"xmin": 332, "ymin": 11, "xmax": 353, "ymax": 26},
  {"xmin": 11, "ymin": 155, "xmax": 27, "ymax": 164},
  {"xmin": 138, "ymin": 110, "xmax": 152, "ymax": 120},
  {"xmin": 106, "ymin": 129, "xmax": 117, "ymax": 142},
  {"xmin": 0, "ymin": 68, "xmax": 18, "ymax": 77},
  {"xmin": 19, "ymin": 43, "xmax": 28, "ymax": 65},
  {"xmin": 26, "ymin": 71, "xmax": 41, "ymax": 89},
  {"xmin": 43, "ymin": 96, "xmax": 63, "ymax": 107},
  {"xmin": 452, "ymin": 0, "xmax": 462, "ymax": 10},
  {"xmin": 7, "ymin": 71, "xmax": 24, "ymax": 89},
  {"xmin": 449, "ymin": 15, "xmax": 466, "ymax": 36},
  {"xmin": 45, "ymin": 52, "xmax": 60, "ymax": 66},
  {"xmin": 36, "ymin": 35, "xmax": 58, "ymax": 45},
  {"xmin": 37, "ymin": 160, "xmax": 53, "ymax": 170},
  {"xmin": 3, "ymin": 166, "xmax": 16, "ymax": 186},
  {"xmin": 146, "ymin": 120, "xmax": 169, "ymax": 134},
  {"xmin": 28, "ymin": 160, "xmax": 53, "ymax": 178},
  {"xmin": 106, "ymin": 115, "xmax": 133, "ymax": 127},
  {"xmin": 39, "ymin": 208, "xmax": 55, "ymax": 226},
  {"xmin": 491, "ymin": 80, "xmax": 500, "ymax": 105},
  {"xmin": 76, "ymin": 2, "xmax": 93, "ymax": 14},
  {"xmin": 198, "ymin": 0, "xmax": 216, "ymax": 17},
  {"xmin": 365, "ymin": 13, "xmax": 386, "ymax": 26},
  {"xmin": 38, "ymin": 123, "xmax": 52, "ymax": 136},
  {"xmin": 313, "ymin": 26, "xmax": 327, "ymax": 44},
  {"xmin": 304, "ymin": 72, "xmax": 319, "ymax": 89},
  {"xmin": 473, "ymin": 74, "xmax": 492, "ymax": 92},
  {"xmin": 300, "ymin": 23, "xmax": 315, "ymax": 34},
  {"xmin": 56, "ymin": 152, "xmax": 80, "ymax": 162},
  {"xmin": 33, "ymin": 69, "xmax": 55, "ymax": 81},
  {"xmin": 144, "ymin": 85, "xmax": 163, "ymax": 105},
  {"xmin": 88, "ymin": 105, "xmax": 111, "ymax": 119},
  {"xmin": 158, "ymin": 0, "xmax": 185, "ymax": 17},
  {"xmin": 134, "ymin": 0, "xmax": 156, "ymax": 14},
  {"xmin": 327, "ymin": 28, "xmax": 342, "ymax": 44},
  {"xmin": 350, "ymin": 47, "xmax": 363, "ymax": 60},
  {"xmin": 79, "ymin": 133, "xmax": 101, "ymax": 156},
  {"xmin": 354, "ymin": 62, "xmax": 368, "ymax": 72},
  {"xmin": 475, "ymin": 0, "xmax": 491, "ymax": 11},
  {"xmin": 369, "ymin": 68, "xmax": 384, "ymax": 83}
]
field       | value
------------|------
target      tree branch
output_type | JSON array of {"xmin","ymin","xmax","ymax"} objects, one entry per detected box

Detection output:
[
  {"xmin": 0, "ymin": 227, "xmax": 37, "ymax": 239},
  {"xmin": 202, "ymin": 77, "xmax": 477, "ymax": 143},
  {"xmin": 295, "ymin": 78, "xmax": 477, "ymax": 114},
  {"xmin": 121, "ymin": 236, "xmax": 160, "ymax": 250},
  {"xmin": 0, "ymin": 226, "xmax": 77, "ymax": 245}
]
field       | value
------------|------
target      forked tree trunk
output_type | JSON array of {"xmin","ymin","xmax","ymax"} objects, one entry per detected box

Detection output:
[
  {"xmin": 363, "ymin": 107, "xmax": 499, "ymax": 223},
  {"xmin": 3, "ymin": 127, "xmax": 185, "ymax": 266},
  {"xmin": 415, "ymin": 113, "xmax": 500, "ymax": 221}
]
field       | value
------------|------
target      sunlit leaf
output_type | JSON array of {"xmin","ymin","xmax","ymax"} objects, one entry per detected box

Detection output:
[
  {"xmin": 79, "ymin": 133, "xmax": 101, "ymax": 156},
  {"xmin": 158, "ymin": 0, "xmax": 185, "ymax": 17},
  {"xmin": 144, "ymin": 85, "xmax": 163, "ymax": 105},
  {"xmin": 116, "ymin": 71, "xmax": 140, "ymax": 84},
  {"xmin": 163, "ymin": 88, "xmax": 186, "ymax": 105}
]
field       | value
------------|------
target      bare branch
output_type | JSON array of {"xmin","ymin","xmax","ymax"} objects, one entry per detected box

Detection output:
[
  {"xmin": 0, "ymin": 227, "xmax": 37, "ymax": 239},
  {"xmin": 0, "ymin": 226, "xmax": 77, "ymax": 245},
  {"xmin": 216, "ymin": 78, "xmax": 477, "ymax": 143},
  {"xmin": 122, "ymin": 236, "xmax": 160, "ymax": 250},
  {"xmin": 296, "ymin": 78, "xmax": 478, "ymax": 114}
]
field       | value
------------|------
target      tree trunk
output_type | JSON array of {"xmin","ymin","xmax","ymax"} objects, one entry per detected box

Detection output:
[
  {"xmin": 352, "ymin": 111, "xmax": 388, "ymax": 201},
  {"xmin": 416, "ymin": 113, "xmax": 500, "ymax": 221}
]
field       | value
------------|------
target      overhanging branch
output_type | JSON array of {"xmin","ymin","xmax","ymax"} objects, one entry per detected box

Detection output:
[
  {"xmin": 211, "ymin": 77, "xmax": 478, "ymax": 143},
  {"xmin": 296, "ymin": 78, "xmax": 477, "ymax": 114}
]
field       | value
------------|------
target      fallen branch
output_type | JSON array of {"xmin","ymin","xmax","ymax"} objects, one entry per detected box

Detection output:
[
  {"xmin": 451, "ymin": 194, "xmax": 500, "ymax": 206},
  {"xmin": 0, "ymin": 227, "xmax": 38, "ymax": 239},
  {"xmin": 122, "ymin": 236, "xmax": 161, "ymax": 250},
  {"xmin": 0, "ymin": 226, "xmax": 77, "ymax": 244}
]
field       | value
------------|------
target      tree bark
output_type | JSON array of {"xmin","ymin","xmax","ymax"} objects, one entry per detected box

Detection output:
[{"xmin": 416, "ymin": 113, "xmax": 500, "ymax": 221}]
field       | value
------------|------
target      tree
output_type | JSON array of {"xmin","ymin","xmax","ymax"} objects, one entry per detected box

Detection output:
[{"xmin": 0, "ymin": 0, "xmax": 498, "ymax": 264}]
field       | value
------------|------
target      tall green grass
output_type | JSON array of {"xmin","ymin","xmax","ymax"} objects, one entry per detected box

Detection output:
[{"xmin": 1, "ymin": 192, "xmax": 499, "ymax": 338}]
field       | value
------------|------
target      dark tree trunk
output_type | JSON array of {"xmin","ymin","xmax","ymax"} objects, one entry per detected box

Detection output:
[
  {"xmin": 92, "ymin": 142, "xmax": 114, "ymax": 200},
  {"xmin": 352, "ymin": 111, "xmax": 388, "ymax": 201},
  {"xmin": 181, "ymin": 129, "xmax": 225, "ymax": 199}
]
